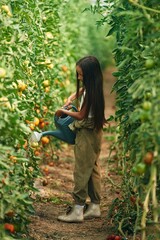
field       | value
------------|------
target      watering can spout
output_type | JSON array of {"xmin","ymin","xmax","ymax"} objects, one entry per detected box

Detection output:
[
  {"xmin": 29, "ymin": 129, "xmax": 76, "ymax": 145},
  {"xmin": 42, "ymin": 130, "xmax": 75, "ymax": 144}
]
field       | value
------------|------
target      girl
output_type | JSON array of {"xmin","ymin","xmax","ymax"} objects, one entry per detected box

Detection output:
[{"xmin": 56, "ymin": 56, "xmax": 105, "ymax": 223}]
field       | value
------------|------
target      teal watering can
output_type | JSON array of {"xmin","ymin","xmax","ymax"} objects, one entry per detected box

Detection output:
[{"xmin": 29, "ymin": 105, "xmax": 78, "ymax": 145}]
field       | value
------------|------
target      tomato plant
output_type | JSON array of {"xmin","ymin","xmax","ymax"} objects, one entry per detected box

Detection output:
[{"xmin": 93, "ymin": 0, "xmax": 160, "ymax": 239}]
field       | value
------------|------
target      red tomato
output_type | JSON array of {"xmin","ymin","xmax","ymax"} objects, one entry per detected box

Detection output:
[
  {"xmin": 4, "ymin": 223, "xmax": 15, "ymax": 233},
  {"xmin": 144, "ymin": 152, "xmax": 153, "ymax": 165},
  {"xmin": 115, "ymin": 236, "xmax": 122, "ymax": 240}
]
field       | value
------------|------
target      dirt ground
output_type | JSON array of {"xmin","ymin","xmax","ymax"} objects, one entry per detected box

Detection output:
[{"xmin": 27, "ymin": 68, "xmax": 123, "ymax": 240}]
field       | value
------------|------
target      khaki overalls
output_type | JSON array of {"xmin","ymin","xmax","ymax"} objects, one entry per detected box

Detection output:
[{"xmin": 71, "ymin": 118, "xmax": 103, "ymax": 205}]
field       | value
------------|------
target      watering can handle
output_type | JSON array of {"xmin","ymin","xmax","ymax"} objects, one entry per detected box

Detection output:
[
  {"xmin": 54, "ymin": 104, "xmax": 78, "ymax": 120},
  {"xmin": 63, "ymin": 104, "xmax": 78, "ymax": 112},
  {"xmin": 70, "ymin": 105, "xmax": 78, "ymax": 112}
]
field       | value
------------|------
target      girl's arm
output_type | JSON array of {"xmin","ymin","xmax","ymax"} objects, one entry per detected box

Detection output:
[
  {"xmin": 56, "ymin": 104, "xmax": 87, "ymax": 121},
  {"xmin": 64, "ymin": 87, "xmax": 84, "ymax": 107}
]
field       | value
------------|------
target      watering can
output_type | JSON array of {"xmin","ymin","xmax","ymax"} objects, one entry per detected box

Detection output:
[{"xmin": 29, "ymin": 105, "xmax": 78, "ymax": 145}]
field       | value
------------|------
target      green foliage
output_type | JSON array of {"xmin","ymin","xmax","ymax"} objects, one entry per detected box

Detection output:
[
  {"xmin": 59, "ymin": 0, "xmax": 115, "ymax": 71},
  {"xmin": 93, "ymin": 0, "xmax": 160, "ymax": 239}
]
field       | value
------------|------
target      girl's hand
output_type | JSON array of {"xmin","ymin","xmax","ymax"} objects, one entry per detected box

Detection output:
[
  {"xmin": 63, "ymin": 98, "xmax": 72, "ymax": 107},
  {"xmin": 55, "ymin": 109, "xmax": 64, "ymax": 117},
  {"xmin": 63, "ymin": 104, "xmax": 72, "ymax": 110}
]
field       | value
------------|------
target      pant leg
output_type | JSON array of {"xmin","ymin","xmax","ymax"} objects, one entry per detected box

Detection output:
[
  {"xmin": 73, "ymin": 128, "xmax": 102, "ymax": 205},
  {"xmin": 88, "ymin": 153, "xmax": 101, "ymax": 204}
]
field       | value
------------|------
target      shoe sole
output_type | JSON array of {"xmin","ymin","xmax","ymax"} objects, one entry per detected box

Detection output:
[
  {"xmin": 57, "ymin": 217, "xmax": 84, "ymax": 223},
  {"xmin": 84, "ymin": 215, "xmax": 101, "ymax": 220}
]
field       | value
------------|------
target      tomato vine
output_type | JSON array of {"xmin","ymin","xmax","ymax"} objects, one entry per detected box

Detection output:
[{"xmin": 92, "ymin": 0, "xmax": 160, "ymax": 239}]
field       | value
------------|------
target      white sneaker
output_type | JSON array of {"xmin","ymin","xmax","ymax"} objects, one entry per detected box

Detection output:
[
  {"xmin": 84, "ymin": 203, "xmax": 101, "ymax": 219},
  {"xmin": 58, "ymin": 205, "xmax": 84, "ymax": 223}
]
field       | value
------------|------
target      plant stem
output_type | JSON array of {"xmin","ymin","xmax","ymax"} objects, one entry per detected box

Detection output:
[
  {"xmin": 141, "ymin": 163, "xmax": 158, "ymax": 240},
  {"xmin": 141, "ymin": 186, "xmax": 151, "ymax": 240},
  {"xmin": 118, "ymin": 218, "xmax": 127, "ymax": 238},
  {"xmin": 133, "ymin": 196, "xmax": 140, "ymax": 240},
  {"xmin": 129, "ymin": 0, "xmax": 160, "ymax": 14},
  {"xmin": 151, "ymin": 164, "xmax": 158, "ymax": 223}
]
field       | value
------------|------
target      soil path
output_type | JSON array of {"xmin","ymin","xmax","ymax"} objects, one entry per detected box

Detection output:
[{"xmin": 28, "ymin": 68, "xmax": 119, "ymax": 240}]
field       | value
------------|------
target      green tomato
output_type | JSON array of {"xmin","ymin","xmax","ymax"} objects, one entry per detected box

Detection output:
[
  {"xmin": 140, "ymin": 111, "xmax": 150, "ymax": 122},
  {"xmin": 0, "ymin": 67, "xmax": 6, "ymax": 78},
  {"xmin": 31, "ymin": 142, "xmax": 39, "ymax": 148},
  {"xmin": 135, "ymin": 163, "xmax": 146, "ymax": 175},
  {"xmin": 132, "ymin": 166, "xmax": 138, "ymax": 174},
  {"xmin": 142, "ymin": 101, "xmax": 152, "ymax": 111},
  {"xmin": 145, "ymin": 92, "xmax": 152, "ymax": 99},
  {"xmin": 145, "ymin": 59, "xmax": 155, "ymax": 69}
]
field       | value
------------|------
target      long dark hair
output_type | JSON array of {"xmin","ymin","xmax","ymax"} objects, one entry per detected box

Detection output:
[{"xmin": 76, "ymin": 56, "xmax": 105, "ymax": 130}]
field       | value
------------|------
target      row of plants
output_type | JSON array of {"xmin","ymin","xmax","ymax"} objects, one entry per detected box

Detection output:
[
  {"xmin": 0, "ymin": 0, "xmax": 65, "ymax": 238},
  {"xmin": 92, "ymin": 0, "xmax": 160, "ymax": 239},
  {"xmin": 0, "ymin": 0, "xmax": 114, "ymax": 238}
]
